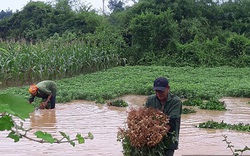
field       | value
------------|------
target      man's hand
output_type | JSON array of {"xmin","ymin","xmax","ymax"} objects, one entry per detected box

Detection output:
[
  {"xmin": 39, "ymin": 102, "xmax": 47, "ymax": 109},
  {"xmin": 166, "ymin": 125, "xmax": 171, "ymax": 132}
]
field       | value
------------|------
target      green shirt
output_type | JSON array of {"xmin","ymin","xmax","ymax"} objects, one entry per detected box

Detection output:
[
  {"xmin": 36, "ymin": 80, "xmax": 57, "ymax": 97},
  {"xmin": 145, "ymin": 92, "xmax": 182, "ymax": 150}
]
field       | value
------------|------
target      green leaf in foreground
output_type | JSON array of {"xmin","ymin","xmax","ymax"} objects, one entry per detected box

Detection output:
[
  {"xmin": 59, "ymin": 131, "xmax": 67, "ymax": 138},
  {"xmin": 34, "ymin": 131, "xmax": 55, "ymax": 143},
  {"xmin": 88, "ymin": 132, "xmax": 94, "ymax": 139},
  {"xmin": 60, "ymin": 131, "xmax": 75, "ymax": 146},
  {"xmin": 0, "ymin": 115, "xmax": 14, "ymax": 131},
  {"xmin": 0, "ymin": 93, "xmax": 34, "ymax": 119},
  {"xmin": 7, "ymin": 131, "xmax": 20, "ymax": 142},
  {"xmin": 76, "ymin": 134, "xmax": 85, "ymax": 144},
  {"xmin": 59, "ymin": 131, "xmax": 71, "ymax": 141}
]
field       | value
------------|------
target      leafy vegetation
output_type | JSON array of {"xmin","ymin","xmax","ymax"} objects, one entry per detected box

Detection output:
[
  {"xmin": 107, "ymin": 99, "xmax": 128, "ymax": 107},
  {"xmin": 1, "ymin": 0, "xmax": 250, "ymax": 85},
  {"xmin": 183, "ymin": 98, "xmax": 226, "ymax": 110},
  {"xmin": 0, "ymin": 94, "xmax": 34, "ymax": 119},
  {"xmin": 197, "ymin": 120, "xmax": 250, "ymax": 132},
  {"xmin": 1, "ymin": 66, "xmax": 250, "ymax": 104},
  {"xmin": 0, "ymin": 35, "xmax": 125, "ymax": 87}
]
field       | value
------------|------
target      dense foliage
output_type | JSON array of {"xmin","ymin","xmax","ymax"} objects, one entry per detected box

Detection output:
[
  {"xmin": 0, "ymin": 10, "xmax": 13, "ymax": 19},
  {"xmin": 0, "ymin": 0, "xmax": 250, "ymax": 79},
  {"xmin": 0, "ymin": 35, "xmax": 126, "ymax": 86}
]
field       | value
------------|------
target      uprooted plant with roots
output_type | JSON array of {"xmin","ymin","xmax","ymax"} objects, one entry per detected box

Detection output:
[{"xmin": 117, "ymin": 107, "xmax": 175, "ymax": 156}]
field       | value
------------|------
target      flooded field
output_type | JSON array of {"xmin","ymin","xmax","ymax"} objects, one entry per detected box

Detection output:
[{"xmin": 0, "ymin": 95, "xmax": 249, "ymax": 156}]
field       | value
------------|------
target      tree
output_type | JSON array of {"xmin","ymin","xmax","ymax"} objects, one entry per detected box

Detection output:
[
  {"xmin": 129, "ymin": 10, "xmax": 178, "ymax": 53},
  {"xmin": 108, "ymin": 0, "xmax": 125, "ymax": 12},
  {"xmin": 0, "ymin": 1, "xmax": 54, "ymax": 41},
  {"xmin": 0, "ymin": 10, "xmax": 13, "ymax": 20}
]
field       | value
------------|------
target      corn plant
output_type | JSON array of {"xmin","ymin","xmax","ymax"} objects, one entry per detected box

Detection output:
[{"xmin": 0, "ymin": 38, "xmax": 125, "ymax": 87}]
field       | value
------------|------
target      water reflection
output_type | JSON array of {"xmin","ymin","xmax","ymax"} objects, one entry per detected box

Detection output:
[
  {"xmin": 30, "ymin": 109, "xmax": 56, "ymax": 130},
  {"xmin": 0, "ymin": 95, "xmax": 249, "ymax": 156}
]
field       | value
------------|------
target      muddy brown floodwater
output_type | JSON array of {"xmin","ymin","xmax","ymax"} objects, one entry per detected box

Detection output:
[{"xmin": 0, "ymin": 95, "xmax": 250, "ymax": 156}]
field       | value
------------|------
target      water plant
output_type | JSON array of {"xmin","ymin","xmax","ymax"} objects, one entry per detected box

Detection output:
[
  {"xmin": 197, "ymin": 120, "xmax": 250, "ymax": 132},
  {"xmin": 107, "ymin": 99, "xmax": 128, "ymax": 107},
  {"xmin": 183, "ymin": 98, "xmax": 226, "ymax": 110}
]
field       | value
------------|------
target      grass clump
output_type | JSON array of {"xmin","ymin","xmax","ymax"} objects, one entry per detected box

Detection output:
[
  {"xmin": 107, "ymin": 99, "xmax": 128, "ymax": 107},
  {"xmin": 197, "ymin": 120, "xmax": 250, "ymax": 132},
  {"xmin": 183, "ymin": 98, "xmax": 226, "ymax": 110}
]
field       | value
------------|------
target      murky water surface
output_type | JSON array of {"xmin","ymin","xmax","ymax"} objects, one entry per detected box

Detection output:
[{"xmin": 0, "ymin": 95, "xmax": 250, "ymax": 156}]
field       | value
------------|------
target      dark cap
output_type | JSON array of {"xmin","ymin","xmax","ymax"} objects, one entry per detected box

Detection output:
[{"xmin": 153, "ymin": 77, "xmax": 169, "ymax": 91}]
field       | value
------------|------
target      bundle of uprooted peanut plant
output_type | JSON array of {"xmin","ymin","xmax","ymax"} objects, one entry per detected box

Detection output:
[{"xmin": 117, "ymin": 107, "xmax": 170, "ymax": 155}]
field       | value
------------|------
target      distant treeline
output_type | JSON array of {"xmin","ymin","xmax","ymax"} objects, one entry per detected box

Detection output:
[
  {"xmin": 0, "ymin": 0, "xmax": 250, "ymax": 68},
  {"xmin": 0, "ymin": 10, "xmax": 13, "ymax": 19}
]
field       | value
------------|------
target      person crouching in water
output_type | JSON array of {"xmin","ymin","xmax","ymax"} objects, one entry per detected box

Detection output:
[{"xmin": 28, "ymin": 80, "xmax": 57, "ymax": 109}]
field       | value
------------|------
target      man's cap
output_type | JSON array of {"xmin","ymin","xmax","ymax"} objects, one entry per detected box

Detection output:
[{"xmin": 153, "ymin": 77, "xmax": 169, "ymax": 91}]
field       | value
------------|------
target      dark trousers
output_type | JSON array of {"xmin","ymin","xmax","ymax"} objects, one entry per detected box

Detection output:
[
  {"xmin": 165, "ymin": 150, "xmax": 174, "ymax": 156},
  {"xmin": 43, "ymin": 96, "xmax": 56, "ymax": 109},
  {"xmin": 50, "ymin": 96, "xmax": 56, "ymax": 109}
]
